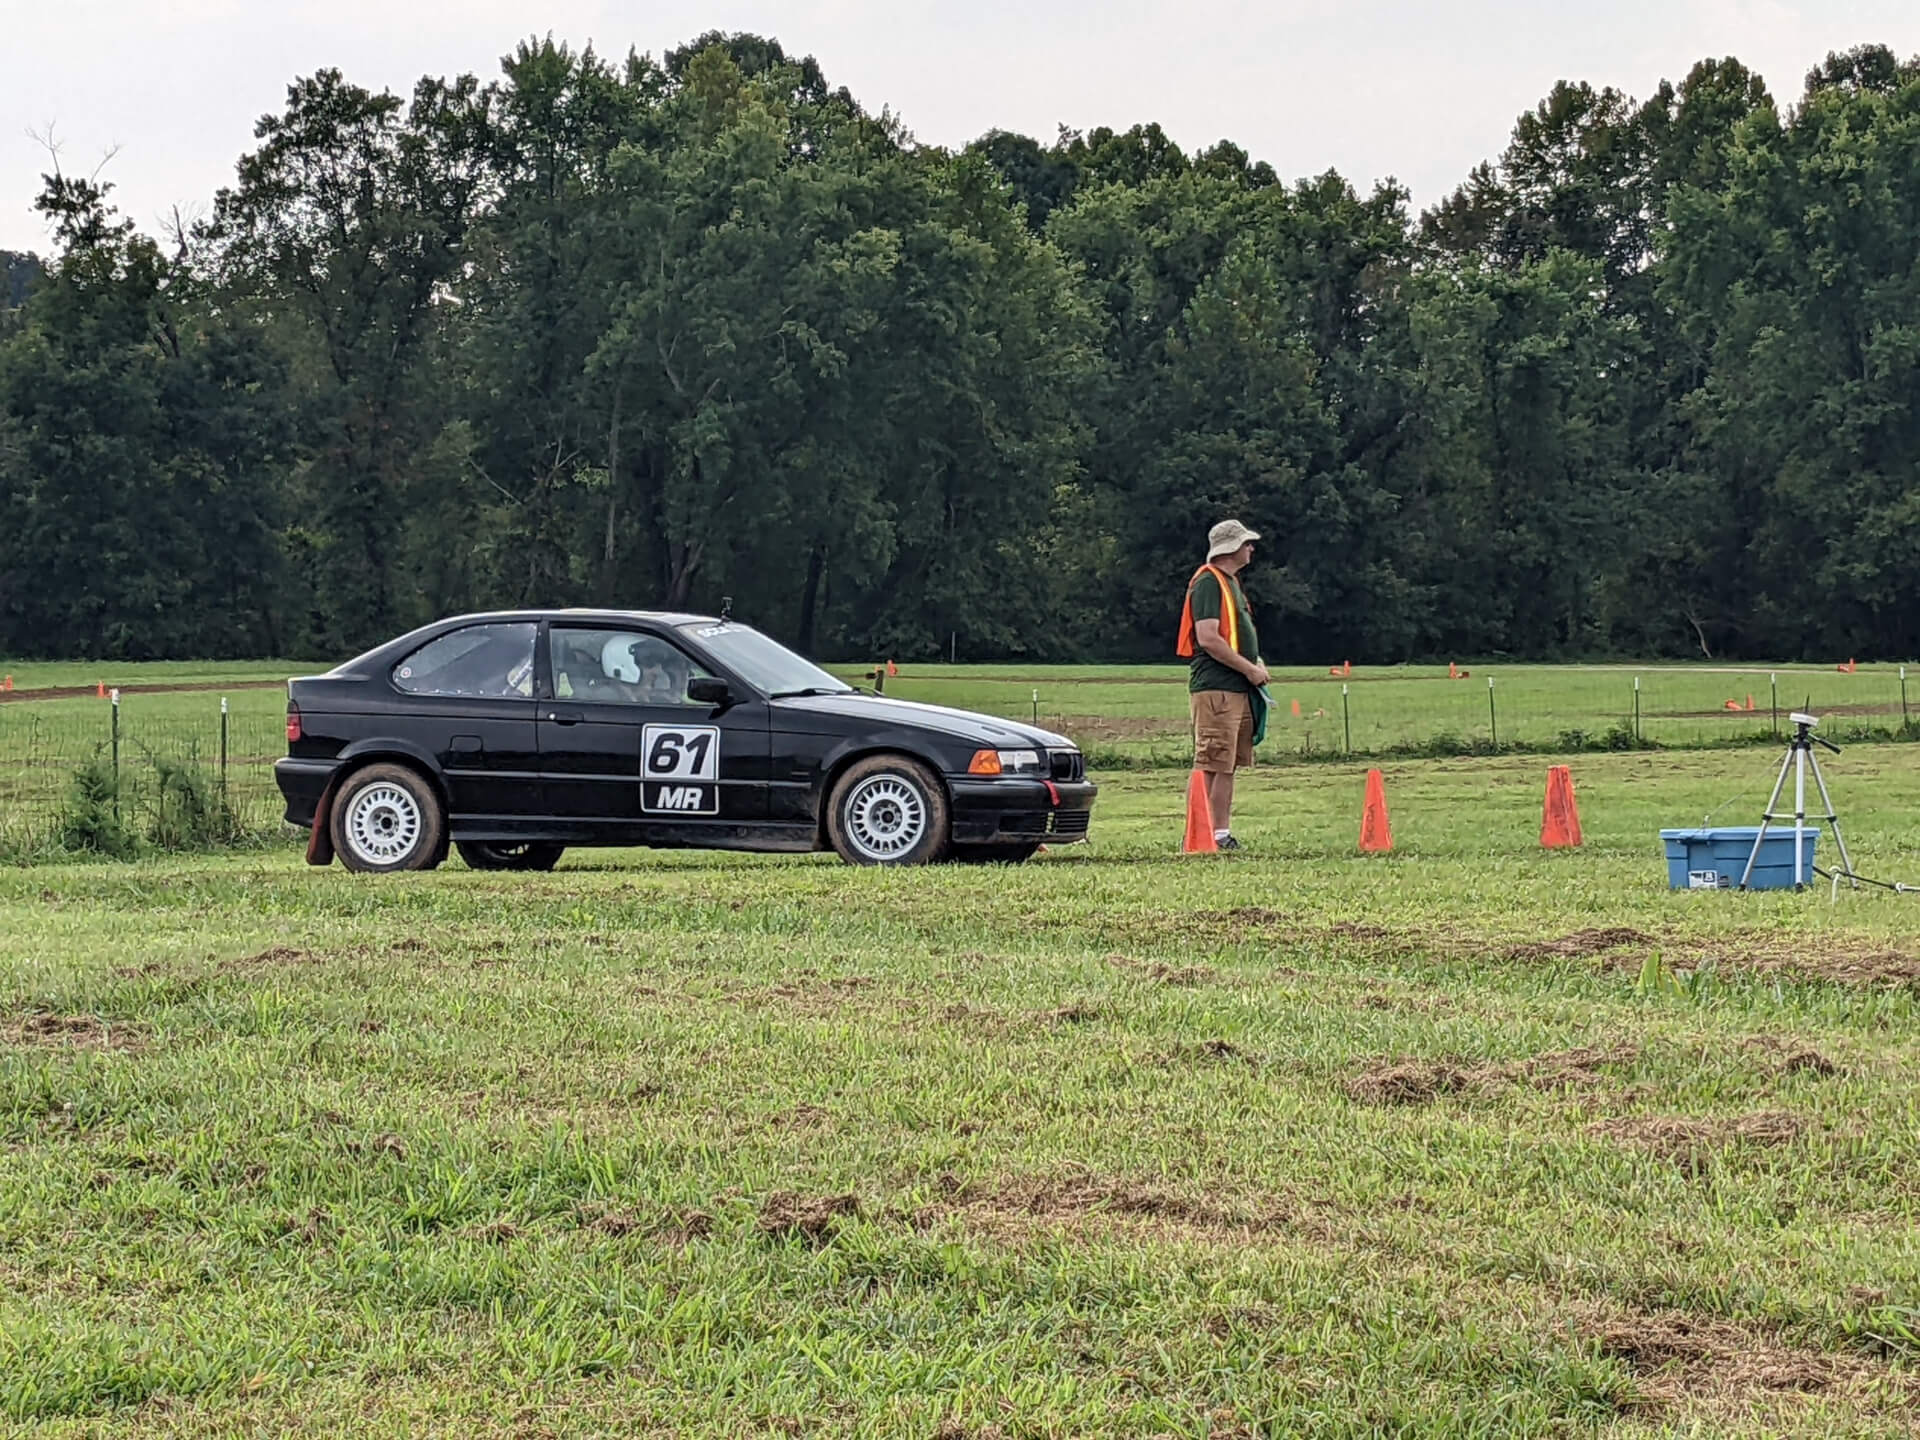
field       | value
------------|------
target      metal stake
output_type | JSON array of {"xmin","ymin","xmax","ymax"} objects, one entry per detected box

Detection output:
[
  {"xmin": 1487, "ymin": 676, "xmax": 1497, "ymax": 750},
  {"xmin": 1771, "ymin": 674, "xmax": 1778, "ymax": 739},
  {"xmin": 1342, "ymin": 683, "xmax": 1351, "ymax": 754},
  {"xmin": 220, "ymin": 696, "xmax": 230, "ymax": 806},
  {"xmin": 110, "ymin": 689, "xmax": 121, "ymax": 818},
  {"xmin": 1633, "ymin": 675, "xmax": 1641, "ymax": 742}
]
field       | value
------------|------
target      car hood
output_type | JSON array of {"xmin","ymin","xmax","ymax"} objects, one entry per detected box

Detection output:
[{"xmin": 772, "ymin": 692, "xmax": 1074, "ymax": 749}]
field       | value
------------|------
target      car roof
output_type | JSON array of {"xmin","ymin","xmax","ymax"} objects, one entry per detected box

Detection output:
[{"xmin": 436, "ymin": 608, "xmax": 720, "ymax": 628}]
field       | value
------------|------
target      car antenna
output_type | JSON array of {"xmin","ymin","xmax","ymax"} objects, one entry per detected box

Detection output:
[{"xmin": 719, "ymin": 595, "xmax": 733, "ymax": 622}]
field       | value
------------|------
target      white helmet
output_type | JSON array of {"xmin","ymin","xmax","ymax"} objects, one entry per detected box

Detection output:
[{"xmin": 601, "ymin": 635, "xmax": 641, "ymax": 683}]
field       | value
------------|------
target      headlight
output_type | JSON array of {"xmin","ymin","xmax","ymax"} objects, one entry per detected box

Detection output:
[{"xmin": 967, "ymin": 748, "xmax": 1044, "ymax": 776}]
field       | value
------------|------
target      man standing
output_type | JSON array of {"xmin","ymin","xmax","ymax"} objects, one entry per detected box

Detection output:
[{"xmin": 1175, "ymin": 520, "xmax": 1268, "ymax": 850}]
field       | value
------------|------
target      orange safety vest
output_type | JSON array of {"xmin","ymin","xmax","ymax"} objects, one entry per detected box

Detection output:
[{"xmin": 1175, "ymin": 564, "xmax": 1241, "ymax": 658}]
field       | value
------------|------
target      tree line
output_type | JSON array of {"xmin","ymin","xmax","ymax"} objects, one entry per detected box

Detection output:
[{"xmin": 3, "ymin": 35, "xmax": 1918, "ymax": 663}]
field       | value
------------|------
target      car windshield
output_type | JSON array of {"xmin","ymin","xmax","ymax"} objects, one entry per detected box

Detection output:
[{"xmin": 678, "ymin": 621, "xmax": 852, "ymax": 698}]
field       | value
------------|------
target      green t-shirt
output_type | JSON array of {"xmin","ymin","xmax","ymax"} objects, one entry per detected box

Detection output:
[{"xmin": 1187, "ymin": 568, "xmax": 1260, "ymax": 694}]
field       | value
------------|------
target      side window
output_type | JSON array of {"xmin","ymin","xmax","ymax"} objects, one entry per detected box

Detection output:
[
  {"xmin": 550, "ymin": 628, "xmax": 710, "ymax": 706},
  {"xmin": 392, "ymin": 623, "xmax": 537, "ymax": 699}
]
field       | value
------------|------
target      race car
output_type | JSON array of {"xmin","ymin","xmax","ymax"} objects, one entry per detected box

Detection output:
[{"xmin": 274, "ymin": 610, "xmax": 1096, "ymax": 873}]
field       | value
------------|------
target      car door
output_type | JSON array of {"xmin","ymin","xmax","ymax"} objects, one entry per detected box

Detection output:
[
  {"xmin": 538, "ymin": 625, "xmax": 768, "ymax": 835},
  {"xmin": 387, "ymin": 621, "xmax": 542, "ymax": 820}
]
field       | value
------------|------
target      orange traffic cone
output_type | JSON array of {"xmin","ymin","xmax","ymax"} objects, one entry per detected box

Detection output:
[
  {"xmin": 1744, "ymin": 695, "xmax": 1755, "ymax": 711},
  {"xmin": 96, "ymin": 681, "xmax": 106, "ymax": 698},
  {"xmin": 1723, "ymin": 699, "xmax": 1741, "ymax": 711},
  {"xmin": 1541, "ymin": 765, "xmax": 1583, "ymax": 848},
  {"xmin": 887, "ymin": 659, "xmax": 899, "ymax": 677},
  {"xmin": 1289, "ymin": 698, "xmax": 1302, "ymax": 718},
  {"xmin": 1359, "ymin": 769, "xmax": 1393, "ymax": 853},
  {"xmin": 2, "ymin": 675, "xmax": 10, "ymax": 692},
  {"xmin": 1838, "ymin": 658, "xmax": 1857, "ymax": 674},
  {"xmin": 1183, "ymin": 770, "xmax": 1218, "ymax": 854}
]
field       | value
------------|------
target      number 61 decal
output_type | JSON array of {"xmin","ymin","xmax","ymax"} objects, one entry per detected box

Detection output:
[{"xmin": 641, "ymin": 725, "xmax": 721, "ymax": 815}]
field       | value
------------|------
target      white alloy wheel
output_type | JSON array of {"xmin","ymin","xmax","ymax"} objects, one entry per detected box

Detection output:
[
  {"xmin": 342, "ymin": 782, "xmax": 424, "ymax": 866},
  {"xmin": 841, "ymin": 774, "xmax": 928, "ymax": 862}
]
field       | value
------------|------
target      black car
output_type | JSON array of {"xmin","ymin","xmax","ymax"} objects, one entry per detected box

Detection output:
[{"xmin": 275, "ymin": 610, "xmax": 1096, "ymax": 873}]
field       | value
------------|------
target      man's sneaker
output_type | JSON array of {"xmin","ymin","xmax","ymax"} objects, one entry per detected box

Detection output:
[{"xmin": 1216, "ymin": 834, "xmax": 1241, "ymax": 852}]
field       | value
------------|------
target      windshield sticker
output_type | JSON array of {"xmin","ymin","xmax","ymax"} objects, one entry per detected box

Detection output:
[{"xmin": 694, "ymin": 624, "xmax": 736, "ymax": 638}]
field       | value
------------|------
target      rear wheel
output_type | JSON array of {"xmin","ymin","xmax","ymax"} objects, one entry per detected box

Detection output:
[
  {"xmin": 330, "ymin": 763, "xmax": 446, "ymax": 874},
  {"xmin": 456, "ymin": 840, "xmax": 564, "ymax": 872},
  {"xmin": 950, "ymin": 843, "xmax": 1040, "ymax": 865},
  {"xmin": 826, "ymin": 756, "xmax": 950, "ymax": 866}
]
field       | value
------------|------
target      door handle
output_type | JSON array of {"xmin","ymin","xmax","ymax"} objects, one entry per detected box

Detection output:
[{"xmin": 545, "ymin": 710, "xmax": 583, "ymax": 726}]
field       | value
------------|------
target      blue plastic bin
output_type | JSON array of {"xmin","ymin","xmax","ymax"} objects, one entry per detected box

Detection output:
[{"xmin": 1660, "ymin": 826, "xmax": 1817, "ymax": 890}]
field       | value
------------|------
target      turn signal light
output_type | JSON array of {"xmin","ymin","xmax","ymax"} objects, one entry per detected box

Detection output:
[
  {"xmin": 967, "ymin": 750, "xmax": 1002, "ymax": 776},
  {"xmin": 286, "ymin": 703, "xmax": 303, "ymax": 743}
]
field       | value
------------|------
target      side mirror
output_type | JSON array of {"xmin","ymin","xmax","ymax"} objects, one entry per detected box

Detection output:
[{"xmin": 687, "ymin": 676, "xmax": 731, "ymax": 707}]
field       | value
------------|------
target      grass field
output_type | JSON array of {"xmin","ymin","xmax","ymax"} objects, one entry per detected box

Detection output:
[
  {"xmin": 5, "ymin": 743, "xmax": 1920, "ymax": 1435},
  {"xmin": 3, "ymin": 658, "xmax": 1916, "ymax": 855}
]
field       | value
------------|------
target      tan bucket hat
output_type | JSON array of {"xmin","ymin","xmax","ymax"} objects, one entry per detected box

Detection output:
[{"xmin": 1206, "ymin": 518, "xmax": 1261, "ymax": 560}]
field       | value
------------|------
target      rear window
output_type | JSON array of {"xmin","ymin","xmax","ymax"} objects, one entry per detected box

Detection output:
[{"xmin": 392, "ymin": 623, "xmax": 537, "ymax": 698}]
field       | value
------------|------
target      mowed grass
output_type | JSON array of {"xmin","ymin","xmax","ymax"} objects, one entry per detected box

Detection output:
[{"xmin": 5, "ymin": 746, "xmax": 1920, "ymax": 1436}]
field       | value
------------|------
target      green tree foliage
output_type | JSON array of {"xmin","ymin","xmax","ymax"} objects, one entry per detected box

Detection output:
[{"xmin": 2, "ymin": 36, "xmax": 1918, "ymax": 662}]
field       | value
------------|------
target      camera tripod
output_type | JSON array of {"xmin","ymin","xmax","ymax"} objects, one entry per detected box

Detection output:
[{"xmin": 1739, "ymin": 712, "xmax": 1856, "ymax": 891}]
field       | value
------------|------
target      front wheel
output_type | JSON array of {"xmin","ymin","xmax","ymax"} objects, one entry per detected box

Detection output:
[
  {"xmin": 456, "ymin": 841, "xmax": 564, "ymax": 872},
  {"xmin": 330, "ymin": 763, "xmax": 446, "ymax": 874},
  {"xmin": 826, "ymin": 756, "xmax": 951, "ymax": 866}
]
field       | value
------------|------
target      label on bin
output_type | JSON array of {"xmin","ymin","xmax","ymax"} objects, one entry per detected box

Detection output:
[{"xmin": 1688, "ymin": 869, "xmax": 1729, "ymax": 890}]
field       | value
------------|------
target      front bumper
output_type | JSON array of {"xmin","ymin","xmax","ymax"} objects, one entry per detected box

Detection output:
[
  {"xmin": 947, "ymin": 776, "xmax": 1097, "ymax": 846},
  {"xmin": 275, "ymin": 757, "xmax": 340, "ymax": 827}
]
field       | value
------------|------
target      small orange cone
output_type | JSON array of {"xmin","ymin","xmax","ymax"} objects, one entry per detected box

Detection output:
[
  {"xmin": 1541, "ymin": 765, "xmax": 1583, "ymax": 848},
  {"xmin": 1838, "ymin": 658, "xmax": 1857, "ymax": 674},
  {"xmin": 2, "ymin": 675, "xmax": 10, "ymax": 691},
  {"xmin": 1359, "ymin": 769, "xmax": 1393, "ymax": 853},
  {"xmin": 1183, "ymin": 770, "xmax": 1218, "ymax": 854},
  {"xmin": 1723, "ymin": 698, "xmax": 1741, "ymax": 711},
  {"xmin": 1745, "ymin": 695, "xmax": 1755, "ymax": 711},
  {"xmin": 1290, "ymin": 698, "xmax": 1301, "ymax": 718},
  {"xmin": 1448, "ymin": 661, "xmax": 1459, "ymax": 679},
  {"xmin": 887, "ymin": 660, "xmax": 899, "ymax": 677},
  {"xmin": 96, "ymin": 681, "xmax": 106, "ymax": 698}
]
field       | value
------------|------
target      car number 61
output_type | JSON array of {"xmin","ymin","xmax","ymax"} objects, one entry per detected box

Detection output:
[{"xmin": 643, "ymin": 725, "xmax": 720, "ymax": 780}]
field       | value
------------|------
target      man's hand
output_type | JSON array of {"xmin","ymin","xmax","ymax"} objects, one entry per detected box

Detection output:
[{"xmin": 1247, "ymin": 662, "xmax": 1270, "ymax": 688}]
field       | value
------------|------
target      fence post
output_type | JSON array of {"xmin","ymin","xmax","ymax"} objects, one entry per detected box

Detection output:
[
  {"xmin": 1487, "ymin": 675, "xmax": 1497, "ymax": 750},
  {"xmin": 1903, "ymin": 666, "xmax": 1909, "ymax": 730},
  {"xmin": 1633, "ymin": 675, "xmax": 1641, "ymax": 743},
  {"xmin": 1031, "ymin": 689, "xmax": 1039, "ymax": 724},
  {"xmin": 219, "ymin": 696, "xmax": 230, "ymax": 805},
  {"xmin": 110, "ymin": 688, "xmax": 121, "ymax": 818},
  {"xmin": 1771, "ymin": 673, "xmax": 1778, "ymax": 739},
  {"xmin": 1342, "ymin": 683, "xmax": 1351, "ymax": 755}
]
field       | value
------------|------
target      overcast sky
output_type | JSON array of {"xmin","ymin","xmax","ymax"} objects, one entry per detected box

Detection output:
[{"xmin": 5, "ymin": 0, "xmax": 1919, "ymax": 253}]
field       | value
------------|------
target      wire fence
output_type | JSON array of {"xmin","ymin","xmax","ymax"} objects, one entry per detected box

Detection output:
[{"xmin": 0, "ymin": 691, "xmax": 288, "ymax": 855}]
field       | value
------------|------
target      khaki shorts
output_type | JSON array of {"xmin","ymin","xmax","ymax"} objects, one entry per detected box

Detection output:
[{"xmin": 1191, "ymin": 689, "xmax": 1255, "ymax": 775}]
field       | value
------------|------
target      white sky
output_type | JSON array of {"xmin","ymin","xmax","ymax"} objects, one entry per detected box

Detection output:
[{"xmin": 4, "ymin": 0, "xmax": 1918, "ymax": 253}]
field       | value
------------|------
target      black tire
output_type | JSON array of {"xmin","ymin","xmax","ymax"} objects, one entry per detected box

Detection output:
[
  {"xmin": 328, "ymin": 762, "xmax": 446, "ymax": 875},
  {"xmin": 825, "ymin": 755, "xmax": 951, "ymax": 866},
  {"xmin": 950, "ymin": 843, "xmax": 1040, "ymax": 865},
  {"xmin": 456, "ymin": 841, "xmax": 565, "ymax": 872}
]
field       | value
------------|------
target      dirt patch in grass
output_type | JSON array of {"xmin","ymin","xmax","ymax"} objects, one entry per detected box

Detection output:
[
  {"xmin": 225, "ymin": 944, "xmax": 317, "ymax": 969},
  {"xmin": 1161, "ymin": 1038, "xmax": 1257, "ymax": 1066},
  {"xmin": 759, "ymin": 1190, "xmax": 859, "ymax": 1242},
  {"xmin": 1510, "ymin": 928, "xmax": 1657, "ymax": 962},
  {"xmin": 921, "ymin": 1171, "xmax": 1291, "ymax": 1241},
  {"xmin": 1575, "ymin": 1303, "xmax": 1908, "ymax": 1418},
  {"xmin": 769, "ymin": 1102, "xmax": 832, "ymax": 1129},
  {"xmin": 733, "ymin": 976, "xmax": 878, "ymax": 1013},
  {"xmin": 1047, "ymin": 713, "xmax": 1185, "ymax": 741},
  {"xmin": 1742, "ymin": 1034, "xmax": 1843, "ymax": 1076},
  {"xmin": 1106, "ymin": 953, "xmax": 1216, "ymax": 987},
  {"xmin": 1589, "ymin": 1110, "xmax": 1806, "ymax": 1162},
  {"xmin": 1035, "ymin": 1000, "xmax": 1102, "ymax": 1027},
  {"xmin": 3, "ymin": 1012, "xmax": 148, "ymax": 1052},
  {"xmin": 1347, "ymin": 1044, "xmax": 1637, "ymax": 1106}
]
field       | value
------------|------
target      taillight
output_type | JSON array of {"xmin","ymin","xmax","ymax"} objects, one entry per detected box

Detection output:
[{"xmin": 286, "ymin": 701, "xmax": 303, "ymax": 743}]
